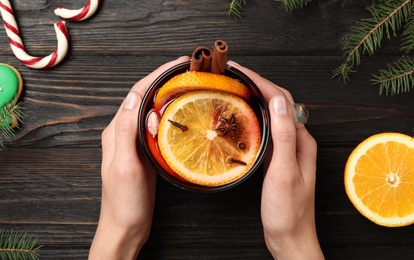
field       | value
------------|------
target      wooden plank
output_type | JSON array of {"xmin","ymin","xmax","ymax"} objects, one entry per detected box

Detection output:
[
  {"xmin": 0, "ymin": 0, "xmax": 401, "ymax": 56},
  {"xmin": 2, "ymin": 55, "xmax": 411, "ymax": 147},
  {"xmin": 2, "ymin": 146, "xmax": 414, "ymax": 258},
  {"xmin": 1, "ymin": 0, "xmax": 413, "ymax": 259}
]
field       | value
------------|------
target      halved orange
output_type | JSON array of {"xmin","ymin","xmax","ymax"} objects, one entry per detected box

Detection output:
[
  {"xmin": 153, "ymin": 71, "xmax": 250, "ymax": 111},
  {"xmin": 345, "ymin": 132, "xmax": 414, "ymax": 227},
  {"xmin": 158, "ymin": 90, "xmax": 261, "ymax": 186}
]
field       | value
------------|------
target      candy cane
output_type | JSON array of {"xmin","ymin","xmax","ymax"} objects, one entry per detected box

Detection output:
[
  {"xmin": 0, "ymin": 0, "xmax": 70, "ymax": 69},
  {"xmin": 54, "ymin": 0, "xmax": 101, "ymax": 21}
]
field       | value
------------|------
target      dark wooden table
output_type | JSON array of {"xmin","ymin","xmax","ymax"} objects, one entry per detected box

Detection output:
[{"xmin": 1, "ymin": 0, "xmax": 414, "ymax": 259}]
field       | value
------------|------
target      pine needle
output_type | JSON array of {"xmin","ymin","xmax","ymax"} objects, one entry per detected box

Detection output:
[
  {"xmin": 0, "ymin": 97, "xmax": 25, "ymax": 147},
  {"xmin": 0, "ymin": 229, "xmax": 42, "ymax": 260},
  {"xmin": 282, "ymin": 0, "xmax": 313, "ymax": 12},
  {"xmin": 228, "ymin": 0, "xmax": 246, "ymax": 19},
  {"xmin": 371, "ymin": 55, "xmax": 414, "ymax": 95},
  {"xmin": 401, "ymin": 14, "xmax": 414, "ymax": 53},
  {"xmin": 333, "ymin": 0, "xmax": 413, "ymax": 83}
]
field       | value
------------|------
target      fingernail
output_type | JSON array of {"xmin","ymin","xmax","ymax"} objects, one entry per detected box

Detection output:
[
  {"xmin": 272, "ymin": 95, "xmax": 288, "ymax": 115},
  {"xmin": 124, "ymin": 91, "xmax": 139, "ymax": 110}
]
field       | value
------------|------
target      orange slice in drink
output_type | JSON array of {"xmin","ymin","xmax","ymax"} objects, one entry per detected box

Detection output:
[
  {"xmin": 154, "ymin": 71, "xmax": 250, "ymax": 111},
  {"xmin": 158, "ymin": 90, "xmax": 261, "ymax": 186},
  {"xmin": 345, "ymin": 132, "xmax": 414, "ymax": 227}
]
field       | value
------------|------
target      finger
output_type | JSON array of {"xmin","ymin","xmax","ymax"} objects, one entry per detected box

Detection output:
[
  {"xmin": 296, "ymin": 124, "xmax": 318, "ymax": 182},
  {"xmin": 227, "ymin": 60, "xmax": 295, "ymax": 104},
  {"xmin": 268, "ymin": 95, "xmax": 300, "ymax": 177},
  {"xmin": 101, "ymin": 125, "xmax": 115, "ymax": 172},
  {"xmin": 104, "ymin": 56, "xmax": 191, "ymax": 143},
  {"xmin": 111, "ymin": 91, "xmax": 142, "ymax": 166}
]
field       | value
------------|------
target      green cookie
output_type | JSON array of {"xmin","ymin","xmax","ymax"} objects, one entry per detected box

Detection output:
[
  {"xmin": 0, "ymin": 64, "xmax": 20, "ymax": 107},
  {"xmin": 0, "ymin": 63, "xmax": 23, "ymax": 127}
]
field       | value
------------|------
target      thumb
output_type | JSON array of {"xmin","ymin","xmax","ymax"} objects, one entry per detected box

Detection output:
[
  {"xmin": 112, "ymin": 91, "xmax": 142, "ymax": 164},
  {"xmin": 268, "ymin": 95, "xmax": 299, "ymax": 174}
]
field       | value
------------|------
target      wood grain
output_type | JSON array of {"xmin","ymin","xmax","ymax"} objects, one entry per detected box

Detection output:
[{"xmin": 1, "ymin": 0, "xmax": 413, "ymax": 259}]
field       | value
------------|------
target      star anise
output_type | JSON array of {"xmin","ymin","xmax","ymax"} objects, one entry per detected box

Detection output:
[{"xmin": 215, "ymin": 114, "xmax": 237, "ymax": 138}]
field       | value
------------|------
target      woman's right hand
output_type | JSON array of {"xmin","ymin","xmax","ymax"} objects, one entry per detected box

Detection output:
[
  {"xmin": 228, "ymin": 61, "xmax": 324, "ymax": 260},
  {"xmin": 89, "ymin": 56, "xmax": 191, "ymax": 259}
]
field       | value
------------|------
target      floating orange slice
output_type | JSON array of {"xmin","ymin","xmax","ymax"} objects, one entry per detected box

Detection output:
[
  {"xmin": 345, "ymin": 132, "xmax": 414, "ymax": 227},
  {"xmin": 158, "ymin": 90, "xmax": 260, "ymax": 186},
  {"xmin": 154, "ymin": 71, "xmax": 250, "ymax": 111}
]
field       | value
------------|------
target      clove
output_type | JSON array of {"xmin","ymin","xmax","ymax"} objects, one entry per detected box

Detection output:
[
  {"xmin": 227, "ymin": 157, "xmax": 247, "ymax": 166},
  {"xmin": 168, "ymin": 119, "xmax": 188, "ymax": 132}
]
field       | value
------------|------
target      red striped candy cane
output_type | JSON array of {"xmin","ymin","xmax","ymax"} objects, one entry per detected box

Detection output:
[
  {"xmin": 0, "ymin": 0, "xmax": 70, "ymax": 69},
  {"xmin": 54, "ymin": 0, "xmax": 101, "ymax": 21}
]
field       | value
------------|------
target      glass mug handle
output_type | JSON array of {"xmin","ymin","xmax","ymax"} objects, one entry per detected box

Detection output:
[{"xmin": 293, "ymin": 103, "xmax": 309, "ymax": 124}]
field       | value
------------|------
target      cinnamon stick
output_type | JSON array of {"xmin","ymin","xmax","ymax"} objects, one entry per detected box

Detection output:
[
  {"xmin": 190, "ymin": 46, "xmax": 212, "ymax": 72},
  {"xmin": 210, "ymin": 40, "xmax": 228, "ymax": 74}
]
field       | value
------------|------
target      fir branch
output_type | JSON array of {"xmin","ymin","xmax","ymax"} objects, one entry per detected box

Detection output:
[
  {"xmin": 228, "ymin": 0, "xmax": 246, "ymax": 19},
  {"xmin": 0, "ymin": 97, "xmax": 25, "ymax": 147},
  {"xmin": 333, "ymin": 0, "xmax": 413, "ymax": 83},
  {"xmin": 371, "ymin": 55, "xmax": 414, "ymax": 95},
  {"xmin": 401, "ymin": 13, "xmax": 414, "ymax": 53},
  {"xmin": 0, "ymin": 229, "xmax": 42, "ymax": 260},
  {"xmin": 282, "ymin": 0, "xmax": 313, "ymax": 12}
]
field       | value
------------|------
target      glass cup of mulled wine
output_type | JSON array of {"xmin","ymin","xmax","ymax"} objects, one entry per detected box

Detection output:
[{"xmin": 138, "ymin": 61, "xmax": 271, "ymax": 192}]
